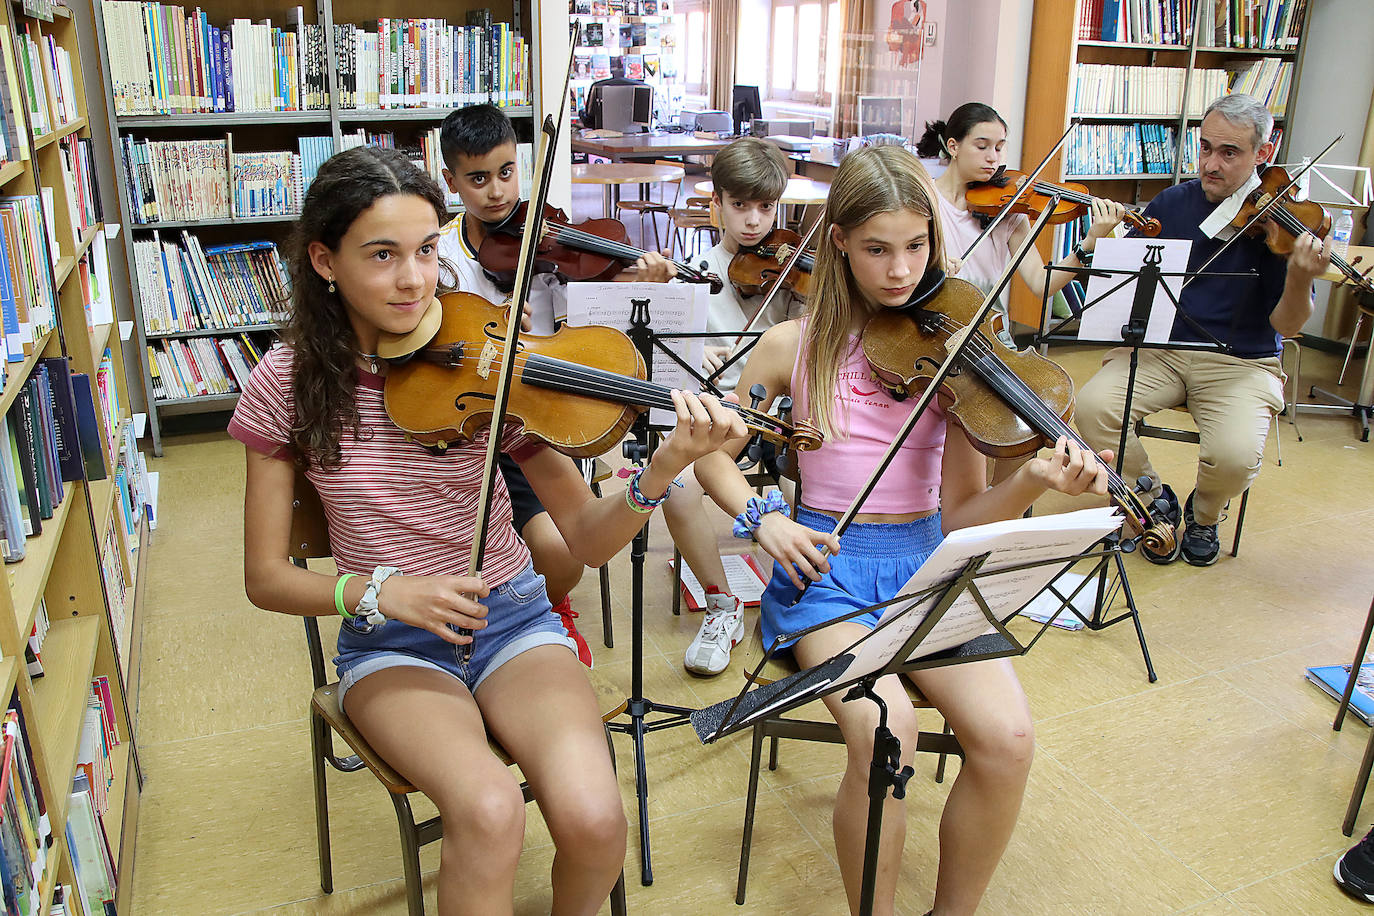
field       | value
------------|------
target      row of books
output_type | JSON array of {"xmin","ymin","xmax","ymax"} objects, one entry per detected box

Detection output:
[
  {"xmin": 24, "ymin": 598, "xmax": 48, "ymax": 678},
  {"xmin": 1229, "ymin": 58, "xmax": 1295, "ymax": 117},
  {"xmin": 571, "ymin": 0, "xmax": 672, "ymax": 15},
  {"xmin": 330, "ymin": 16, "xmax": 531, "ymax": 111},
  {"xmin": 0, "ymin": 705, "xmax": 52, "ymax": 916},
  {"xmin": 0, "ymin": 24, "xmax": 30, "ymax": 168},
  {"xmin": 1073, "ymin": 64, "xmax": 1230, "ymax": 117},
  {"xmin": 1076, "ymin": 0, "xmax": 1306, "ymax": 49},
  {"xmin": 133, "ymin": 234, "xmax": 288, "ymax": 335},
  {"xmin": 0, "ymin": 359, "xmax": 88, "ymax": 560},
  {"xmin": 573, "ymin": 52, "xmax": 663, "ymax": 82},
  {"xmin": 58, "ymin": 137, "xmax": 104, "ymax": 249},
  {"xmin": 100, "ymin": 513, "xmax": 128, "ymax": 666},
  {"xmin": 576, "ymin": 20, "xmax": 666, "ymax": 49},
  {"xmin": 147, "ymin": 331, "xmax": 270, "ymax": 402},
  {"xmin": 67, "ymin": 679, "xmax": 121, "ymax": 916},
  {"xmin": 1066, "ymin": 122, "xmax": 1183, "ymax": 177},
  {"xmin": 118, "ymin": 137, "xmax": 230, "ymax": 223},
  {"xmin": 101, "ymin": 2, "xmax": 330, "ymax": 115},
  {"xmin": 0, "ymin": 196, "xmax": 58, "ymax": 365},
  {"xmin": 18, "ymin": 21, "xmax": 79, "ymax": 137}
]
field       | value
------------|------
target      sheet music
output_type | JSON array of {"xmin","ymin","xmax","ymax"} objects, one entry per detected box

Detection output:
[
  {"xmin": 1079, "ymin": 238, "xmax": 1193, "ymax": 345},
  {"xmin": 565, "ymin": 282, "xmax": 708, "ymax": 425},
  {"xmin": 846, "ymin": 507, "xmax": 1125, "ymax": 678}
]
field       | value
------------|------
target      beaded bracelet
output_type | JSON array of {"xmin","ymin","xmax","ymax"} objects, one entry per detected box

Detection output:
[
  {"xmin": 732, "ymin": 491, "xmax": 791, "ymax": 538},
  {"xmin": 625, "ymin": 467, "xmax": 671, "ymax": 514},
  {"xmin": 334, "ymin": 573, "xmax": 359, "ymax": 618}
]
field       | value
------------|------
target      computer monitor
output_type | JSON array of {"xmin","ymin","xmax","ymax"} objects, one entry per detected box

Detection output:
[
  {"xmin": 858, "ymin": 96, "xmax": 905, "ymax": 138},
  {"xmin": 732, "ymin": 85, "xmax": 763, "ymax": 135},
  {"xmin": 601, "ymin": 84, "xmax": 653, "ymax": 133}
]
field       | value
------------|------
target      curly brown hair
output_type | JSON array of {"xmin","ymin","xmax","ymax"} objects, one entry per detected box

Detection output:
[{"xmin": 285, "ymin": 146, "xmax": 447, "ymax": 469}]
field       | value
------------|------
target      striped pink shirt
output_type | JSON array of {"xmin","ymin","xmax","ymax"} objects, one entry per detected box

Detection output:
[{"xmin": 228, "ymin": 345, "xmax": 544, "ymax": 586}]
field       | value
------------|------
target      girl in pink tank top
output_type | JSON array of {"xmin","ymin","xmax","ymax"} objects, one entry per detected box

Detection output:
[{"xmin": 695, "ymin": 145, "xmax": 1112, "ymax": 916}]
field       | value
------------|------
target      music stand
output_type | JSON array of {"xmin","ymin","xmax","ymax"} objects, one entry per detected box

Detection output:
[
  {"xmin": 1035, "ymin": 243, "xmax": 1252, "ymax": 681},
  {"xmin": 691, "ymin": 518, "xmax": 1120, "ymax": 916}
]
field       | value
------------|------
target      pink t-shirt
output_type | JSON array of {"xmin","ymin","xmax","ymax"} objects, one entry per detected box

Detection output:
[
  {"xmin": 790, "ymin": 322, "xmax": 946, "ymax": 515},
  {"xmin": 228, "ymin": 345, "xmax": 545, "ymax": 586}
]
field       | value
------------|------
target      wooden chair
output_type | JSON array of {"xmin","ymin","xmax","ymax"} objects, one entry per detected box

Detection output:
[
  {"xmin": 733, "ymin": 622, "xmax": 993, "ymax": 905},
  {"xmin": 667, "ymin": 197, "xmax": 718, "ymax": 260},
  {"xmin": 614, "ymin": 159, "xmax": 681, "ymax": 251},
  {"xmin": 289, "ymin": 472, "xmax": 627, "ymax": 916}
]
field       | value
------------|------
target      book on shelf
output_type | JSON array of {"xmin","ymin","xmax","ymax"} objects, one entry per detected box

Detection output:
[
  {"xmin": 147, "ymin": 329, "xmax": 272, "ymax": 403},
  {"xmin": 0, "ymin": 704, "xmax": 53, "ymax": 916},
  {"xmin": 99, "ymin": 516, "xmax": 127, "ymax": 654},
  {"xmin": 1078, "ymin": 0, "xmax": 1306, "ymax": 48},
  {"xmin": 1072, "ymin": 63, "xmax": 1229, "ymax": 117},
  {"xmin": 57, "ymin": 136, "xmax": 103, "ymax": 248},
  {"xmin": 0, "ymin": 364, "xmax": 84, "ymax": 545},
  {"xmin": 1228, "ymin": 58, "xmax": 1294, "ymax": 116},
  {"xmin": 119, "ymin": 136, "xmax": 230, "ymax": 224},
  {"xmin": 327, "ymin": 15, "xmax": 531, "ymax": 111},
  {"xmin": 101, "ymin": 2, "xmax": 332, "ymax": 115},
  {"xmin": 0, "ymin": 195, "xmax": 58, "ymax": 363},
  {"xmin": 24, "ymin": 599, "xmax": 48, "ymax": 677},
  {"xmin": 67, "ymin": 680, "xmax": 120, "ymax": 916},
  {"xmin": 0, "ymin": 23, "xmax": 29, "ymax": 166},
  {"xmin": 69, "ymin": 371, "xmax": 110, "ymax": 483},
  {"xmin": 1307, "ymin": 663, "xmax": 1374, "ymax": 726},
  {"xmin": 134, "ymin": 234, "xmax": 288, "ymax": 334},
  {"xmin": 229, "ymin": 149, "xmax": 298, "ymax": 219}
]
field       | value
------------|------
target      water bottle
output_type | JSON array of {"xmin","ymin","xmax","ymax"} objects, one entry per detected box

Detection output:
[{"xmin": 1333, "ymin": 209, "xmax": 1353, "ymax": 261}]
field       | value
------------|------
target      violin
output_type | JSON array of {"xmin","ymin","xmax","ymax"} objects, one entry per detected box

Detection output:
[
  {"xmin": 478, "ymin": 200, "xmax": 724, "ymax": 293},
  {"xmin": 728, "ymin": 228, "xmax": 816, "ymax": 298},
  {"xmin": 965, "ymin": 167, "xmax": 1162, "ymax": 237},
  {"xmin": 861, "ymin": 275, "xmax": 1177, "ymax": 555},
  {"xmin": 382, "ymin": 291, "xmax": 822, "ymax": 457},
  {"xmin": 1232, "ymin": 166, "xmax": 1374, "ymax": 294}
]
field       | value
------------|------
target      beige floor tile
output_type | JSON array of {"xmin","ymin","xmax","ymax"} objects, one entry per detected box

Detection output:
[
  {"xmin": 1173, "ymin": 898, "xmax": 1245, "ymax": 915},
  {"xmin": 1224, "ymin": 853, "xmax": 1372, "ymax": 915},
  {"xmin": 1036, "ymin": 676, "xmax": 1360, "ymax": 891}
]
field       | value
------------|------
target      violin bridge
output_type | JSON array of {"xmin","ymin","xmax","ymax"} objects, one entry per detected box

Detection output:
[{"xmin": 477, "ymin": 339, "xmax": 499, "ymax": 378}]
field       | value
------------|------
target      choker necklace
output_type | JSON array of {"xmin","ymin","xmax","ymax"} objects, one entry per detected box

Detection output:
[{"xmin": 360, "ymin": 353, "xmax": 380, "ymax": 373}]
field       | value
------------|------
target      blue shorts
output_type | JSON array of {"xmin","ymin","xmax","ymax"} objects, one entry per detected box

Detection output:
[
  {"xmin": 334, "ymin": 561, "xmax": 577, "ymax": 710},
  {"xmin": 760, "ymin": 507, "xmax": 945, "ymax": 651}
]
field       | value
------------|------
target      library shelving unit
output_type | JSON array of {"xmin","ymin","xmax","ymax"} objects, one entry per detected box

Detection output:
[
  {"xmin": 0, "ymin": 0, "xmax": 143, "ymax": 912},
  {"xmin": 91, "ymin": 0, "xmax": 548, "ymax": 456},
  {"xmin": 568, "ymin": 0, "xmax": 678, "ymax": 125},
  {"xmin": 1013, "ymin": 0, "xmax": 1314, "ymax": 327}
]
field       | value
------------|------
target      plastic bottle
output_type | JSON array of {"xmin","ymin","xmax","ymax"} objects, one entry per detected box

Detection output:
[{"xmin": 1333, "ymin": 209, "xmax": 1353, "ymax": 261}]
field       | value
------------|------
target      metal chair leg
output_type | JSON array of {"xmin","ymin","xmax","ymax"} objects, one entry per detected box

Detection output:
[
  {"xmin": 1346, "ymin": 724, "xmax": 1374, "ymax": 836},
  {"xmin": 1339, "ymin": 313, "xmax": 1366, "ymax": 386},
  {"xmin": 310, "ymin": 709, "xmax": 334, "ymax": 894},
  {"xmin": 1231, "ymin": 488, "xmax": 1249, "ymax": 558},
  {"xmin": 768, "ymin": 734, "xmax": 780, "ymax": 771},
  {"xmin": 604, "ymin": 724, "xmax": 629, "ymax": 916},
  {"xmin": 392, "ymin": 793, "xmax": 426, "ymax": 916},
  {"xmin": 1288, "ymin": 336, "xmax": 1304, "ymax": 442},
  {"xmin": 600, "ymin": 561, "xmax": 614, "ymax": 648},
  {"xmin": 935, "ymin": 721, "xmax": 952, "ymax": 783},
  {"xmin": 737, "ymin": 725, "xmax": 766, "ymax": 905},
  {"xmin": 671, "ymin": 546, "xmax": 683, "ymax": 616}
]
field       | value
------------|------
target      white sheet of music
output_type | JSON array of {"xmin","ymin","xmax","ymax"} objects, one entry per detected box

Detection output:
[
  {"xmin": 846, "ymin": 507, "xmax": 1125, "ymax": 676},
  {"xmin": 565, "ymin": 281, "xmax": 708, "ymax": 425},
  {"xmin": 1079, "ymin": 237, "xmax": 1193, "ymax": 345}
]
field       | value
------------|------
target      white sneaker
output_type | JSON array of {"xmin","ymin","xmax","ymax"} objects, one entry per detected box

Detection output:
[{"xmin": 684, "ymin": 594, "xmax": 744, "ymax": 676}]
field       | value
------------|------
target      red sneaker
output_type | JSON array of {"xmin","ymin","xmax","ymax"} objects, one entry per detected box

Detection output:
[{"xmin": 552, "ymin": 596, "xmax": 593, "ymax": 668}]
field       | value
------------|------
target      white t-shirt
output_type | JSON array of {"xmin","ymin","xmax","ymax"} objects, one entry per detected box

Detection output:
[
  {"xmin": 936, "ymin": 192, "xmax": 1028, "ymax": 344},
  {"xmin": 438, "ymin": 215, "xmax": 566, "ymax": 333},
  {"xmin": 699, "ymin": 242, "xmax": 804, "ymax": 394}
]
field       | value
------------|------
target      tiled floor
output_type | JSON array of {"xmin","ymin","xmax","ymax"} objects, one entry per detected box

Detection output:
[{"xmin": 127, "ymin": 338, "xmax": 1374, "ymax": 915}]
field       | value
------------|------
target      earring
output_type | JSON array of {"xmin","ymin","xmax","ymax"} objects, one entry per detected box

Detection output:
[{"xmin": 327, "ymin": 278, "xmax": 336, "ymax": 293}]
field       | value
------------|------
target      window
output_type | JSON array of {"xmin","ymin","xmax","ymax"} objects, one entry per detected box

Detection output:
[
  {"xmin": 678, "ymin": 1, "xmax": 710, "ymax": 97},
  {"xmin": 756, "ymin": 0, "xmax": 843, "ymax": 106}
]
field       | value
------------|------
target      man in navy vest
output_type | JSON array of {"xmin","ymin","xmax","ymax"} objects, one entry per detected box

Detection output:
[{"xmin": 1075, "ymin": 93, "xmax": 1331, "ymax": 567}]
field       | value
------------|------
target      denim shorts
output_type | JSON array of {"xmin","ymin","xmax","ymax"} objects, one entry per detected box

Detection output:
[
  {"xmin": 760, "ymin": 507, "xmax": 945, "ymax": 650},
  {"xmin": 334, "ymin": 561, "xmax": 577, "ymax": 710}
]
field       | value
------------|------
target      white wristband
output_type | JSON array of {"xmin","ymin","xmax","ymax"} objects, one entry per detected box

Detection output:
[{"xmin": 355, "ymin": 566, "xmax": 400, "ymax": 626}]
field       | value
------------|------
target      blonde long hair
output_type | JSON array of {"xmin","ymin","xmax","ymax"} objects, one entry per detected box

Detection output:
[{"xmin": 802, "ymin": 145, "xmax": 947, "ymax": 439}]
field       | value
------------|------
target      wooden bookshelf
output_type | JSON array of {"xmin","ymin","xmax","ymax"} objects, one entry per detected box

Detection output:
[
  {"xmin": 0, "ymin": 1, "xmax": 145, "ymax": 911},
  {"xmin": 1015, "ymin": 0, "xmax": 1314, "ymax": 327},
  {"xmin": 91, "ymin": 0, "xmax": 547, "ymax": 455}
]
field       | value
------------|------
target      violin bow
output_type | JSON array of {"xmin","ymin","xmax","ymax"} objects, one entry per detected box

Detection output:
[
  {"xmin": 466, "ymin": 24, "xmax": 581, "ymax": 591},
  {"xmin": 787, "ymin": 193, "xmax": 1065, "ymax": 607},
  {"xmin": 1182, "ymin": 133, "xmax": 1342, "ymax": 291},
  {"xmin": 960, "ymin": 121, "xmax": 1077, "ymax": 262}
]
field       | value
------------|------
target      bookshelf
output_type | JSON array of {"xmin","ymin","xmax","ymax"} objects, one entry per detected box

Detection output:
[
  {"xmin": 1015, "ymin": 0, "xmax": 1315, "ymax": 327},
  {"xmin": 91, "ymin": 0, "xmax": 549, "ymax": 456},
  {"xmin": 0, "ymin": 1, "xmax": 145, "ymax": 913}
]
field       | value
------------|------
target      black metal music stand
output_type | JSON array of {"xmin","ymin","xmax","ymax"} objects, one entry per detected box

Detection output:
[
  {"xmin": 1035, "ymin": 248, "xmax": 1250, "ymax": 681},
  {"xmin": 691, "ymin": 537, "xmax": 1117, "ymax": 916}
]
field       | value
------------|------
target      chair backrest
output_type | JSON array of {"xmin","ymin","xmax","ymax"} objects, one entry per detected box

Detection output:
[
  {"xmin": 653, "ymin": 158, "xmax": 683, "ymax": 207},
  {"xmin": 290, "ymin": 469, "xmax": 334, "ymax": 690}
]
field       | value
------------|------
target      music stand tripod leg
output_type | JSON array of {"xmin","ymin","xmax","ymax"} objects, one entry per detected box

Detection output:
[{"xmin": 846, "ymin": 679, "xmax": 915, "ymax": 916}]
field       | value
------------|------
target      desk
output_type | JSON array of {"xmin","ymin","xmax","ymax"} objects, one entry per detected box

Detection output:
[
  {"xmin": 573, "ymin": 162, "xmax": 685, "ymax": 216},
  {"xmin": 1300, "ymin": 244, "xmax": 1374, "ymax": 441},
  {"xmin": 573, "ymin": 133, "xmax": 734, "ymax": 162}
]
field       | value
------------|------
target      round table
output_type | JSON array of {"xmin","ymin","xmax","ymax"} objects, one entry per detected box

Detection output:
[{"xmin": 573, "ymin": 162, "xmax": 686, "ymax": 216}]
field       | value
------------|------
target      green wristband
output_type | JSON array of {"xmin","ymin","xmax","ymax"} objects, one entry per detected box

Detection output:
[{"xmin": 335, "ymin": 574, "xmax": 359, "ymax": 618}]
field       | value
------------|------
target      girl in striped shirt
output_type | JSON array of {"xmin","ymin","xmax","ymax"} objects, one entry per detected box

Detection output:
[{"xmin": 232, "ymin": 146, "xmax": 741, "ymax": 915}]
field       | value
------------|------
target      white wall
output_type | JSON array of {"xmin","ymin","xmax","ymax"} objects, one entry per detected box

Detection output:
[
  {"xmin": 538, "ymin": 3, "xmax": 572, "ymax": 210},
  {"xmin": 1287, "ymin": 0, "xmax": 1374, "ymax": 338},
  {"xmin": 937, "ymin": 0, "xmax": 1030, "ymax": 165}
]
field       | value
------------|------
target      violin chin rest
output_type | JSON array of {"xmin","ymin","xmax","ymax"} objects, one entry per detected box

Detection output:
[
  {"xmin": 378, "ymin": 297, "xmax": 444, "ymax": 359},
  {"xmin": 903, "ymin": 268, "xmax": 947, "ymax": 310}
]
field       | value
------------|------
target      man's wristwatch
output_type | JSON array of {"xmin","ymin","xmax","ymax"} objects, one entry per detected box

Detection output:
[
  {"xmin": 1072, "ymin": 241, "xmax": 1095, "ymax": 265},
  {"xmin": 355, "ymin": 566, "xmax": 400, "ymax": 626}
]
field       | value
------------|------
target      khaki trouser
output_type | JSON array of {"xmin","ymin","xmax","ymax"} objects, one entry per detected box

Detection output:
[{"xmin": 1074, "ymin": 348, "xmax": 1285, "ymax": 526}]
